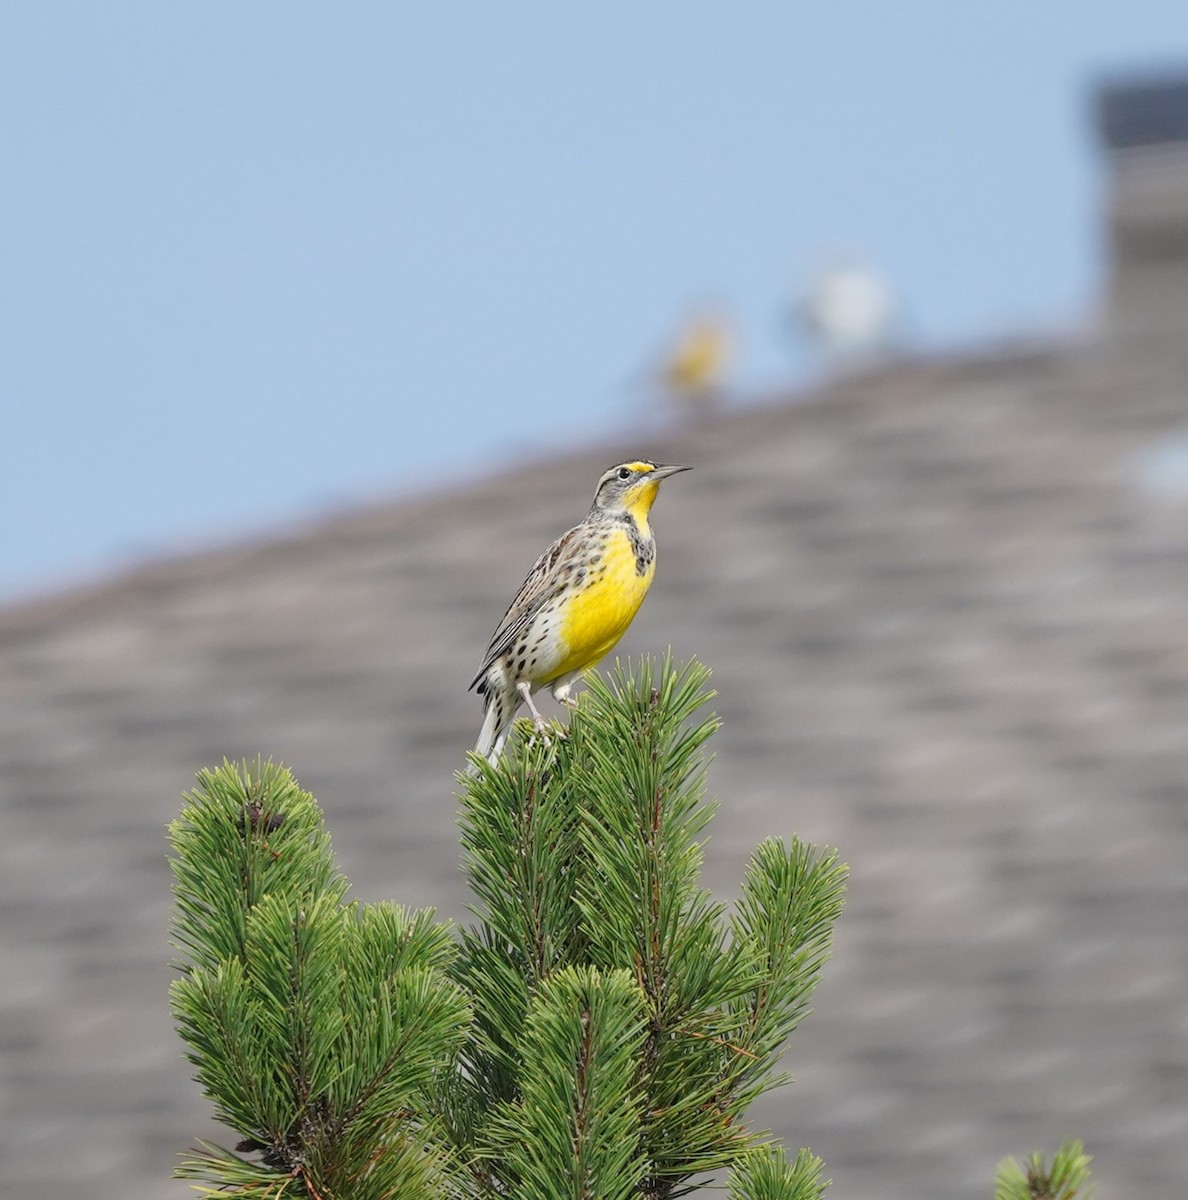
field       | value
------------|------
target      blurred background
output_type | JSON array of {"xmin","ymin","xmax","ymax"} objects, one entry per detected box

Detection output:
[{"xmin": 4, "ymin": 4, "xmax": 1188, "ymax": 1198}]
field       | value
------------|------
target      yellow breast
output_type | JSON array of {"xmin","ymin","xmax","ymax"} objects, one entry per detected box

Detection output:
[{"xmin": 549, "ymin": 527, "xmax": 655, "ymax": 682}]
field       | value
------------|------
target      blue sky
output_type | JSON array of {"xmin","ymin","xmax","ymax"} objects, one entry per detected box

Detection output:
[{"xmin": 3, "ymin": 3, "xmax": 1187, "ymax": 601}]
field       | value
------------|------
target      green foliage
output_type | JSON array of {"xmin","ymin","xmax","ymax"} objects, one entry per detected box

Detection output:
[
  {"xmin": 725, "ymin": 837, "xmax": 847, "ymax": 1106},
  {"xmin": 484, "ymin": 967, "xmax": 648, "ymax": 1200},
  {"xmin": 169, "ymin": 758, "xmax": 346, "ymax": 974},
  {"xmin": 727, "ymin": 1146, "xmax": 829, "ymax": 1200},
  {"xmin": 170, "ymin": 660, "xmax": 849, "ymax": 1199},
  {"xmin": 453, "ymin": 657, "xmax": 847, "ymax": 1197},
  {"xmin": 169, "ymin": 760, "xmax": 471, "ymax": 1199},
  {"xmin": 995, "ymin": 1140, "xmax": 1095, "ymax": 1200}
]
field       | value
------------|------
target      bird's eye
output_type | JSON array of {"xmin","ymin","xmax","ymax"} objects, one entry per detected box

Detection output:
[{"xmin": 617, "ymin": 467, "xmax": 632, "ymax": 480}]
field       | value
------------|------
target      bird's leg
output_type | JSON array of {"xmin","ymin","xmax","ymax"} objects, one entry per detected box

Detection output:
[
  {"xmin": 550, "ymin": 673, "xmax": 582, "ymax": 710},
  {"xmin": 517, "ymin": 681, "xmax": 550, "ymax": 733}
]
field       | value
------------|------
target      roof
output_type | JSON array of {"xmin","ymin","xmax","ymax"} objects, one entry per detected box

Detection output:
[{"xmin": 4, "ymin": 331, "xmax": 1188, "ymax": 1198}]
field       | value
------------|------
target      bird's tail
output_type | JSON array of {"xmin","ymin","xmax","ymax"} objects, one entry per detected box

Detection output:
[{"xmin": 467, "ymin": 688, "xmax": 517, "ymax": 776}]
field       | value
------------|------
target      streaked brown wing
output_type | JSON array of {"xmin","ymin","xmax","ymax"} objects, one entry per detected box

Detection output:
[{"xmin": 468, "ymin": 524, "xmax": 583, "ymax": 692}]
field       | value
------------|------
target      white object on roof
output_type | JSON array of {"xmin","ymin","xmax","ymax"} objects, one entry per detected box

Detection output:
[{"xmin": 799, "ymin": 262, "xmax": 898, "ymax": 361}]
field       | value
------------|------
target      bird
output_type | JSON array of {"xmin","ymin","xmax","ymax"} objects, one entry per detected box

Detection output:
[
  {"xmin": 660, "ymin": 313, "xmax": 732, "ymax": 421},
  {"xmin": 468, "ymin": 459, "xmax": 690, "ymax": 771}
]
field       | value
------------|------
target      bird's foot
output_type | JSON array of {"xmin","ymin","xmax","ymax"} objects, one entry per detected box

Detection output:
[{"xmin": 514, "ymin": 715, "xmax": 568, "ymax": 751}]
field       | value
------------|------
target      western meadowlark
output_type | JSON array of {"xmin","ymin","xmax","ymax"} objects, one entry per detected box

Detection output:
[{"xmin": 468, "ymin": 459, "xmax": 690, "ymax": 770}]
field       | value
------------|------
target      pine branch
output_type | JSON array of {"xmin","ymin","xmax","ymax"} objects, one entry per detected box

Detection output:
[
  {"xmin": 995, "ymin": 1140, "xmax": 1095, "ymax": 1200},
  {"xmin": 171, "ymin": 958, "xmax": 281, "ymax": 1140},
  {"xmin": 450, "ymin": 656, "xmax": 850, "ymax": 1195},
  {"xmin": 727, "ymin": 1146, "xmax": 829, "ymax": 1200},
  {"xmin": 724, "ymin": 838, "xmax": 848, "ymax": 1105},
  {"xmin": 459, "ymin": 731, "xmax": 586, "ymax": 988},
  {"xmin": 483, "ymin": 967, "xmax": 648, "ymax": 1200},
  {"xmin": 169, "ymin": 759, "xmax": 470, "ymax": 1199},
  {"xmin": 570, "ymin": 659, "xmax": 770, "ymax": 1190},
  {"xmin": 168, "ymin": 757, "xmax": 346, "ymax": 974},
  {"xmin": 570, "ymin": 657, "xmax": 726, "ymax": 1019},
  {"xmin": 176, "ymin": 1140, "xmax": 304, "ymax": 1198},
  {"xmin": 452, "ymin": 732, "xmax": 591, "ymax": 1139}
]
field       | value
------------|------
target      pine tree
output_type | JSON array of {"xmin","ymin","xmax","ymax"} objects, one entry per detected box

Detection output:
[{"xmin": 166, "ymin": 655, "xmax": 842, "ymax": 1197}]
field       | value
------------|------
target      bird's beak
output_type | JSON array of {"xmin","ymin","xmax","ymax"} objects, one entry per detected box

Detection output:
[{"xmin": 648, "ymin": 464, "xmax": 691, "ymax": 481}]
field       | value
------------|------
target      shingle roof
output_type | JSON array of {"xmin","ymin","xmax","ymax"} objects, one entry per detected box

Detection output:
[{"xmin": 4, "ymin": 332, "xmax": 1188, "ymax": 1199}]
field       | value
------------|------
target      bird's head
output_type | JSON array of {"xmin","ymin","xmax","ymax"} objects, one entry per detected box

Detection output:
[{"xmin": 591, "ymin": 460, "xmax": 690, "ymax": 521}]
